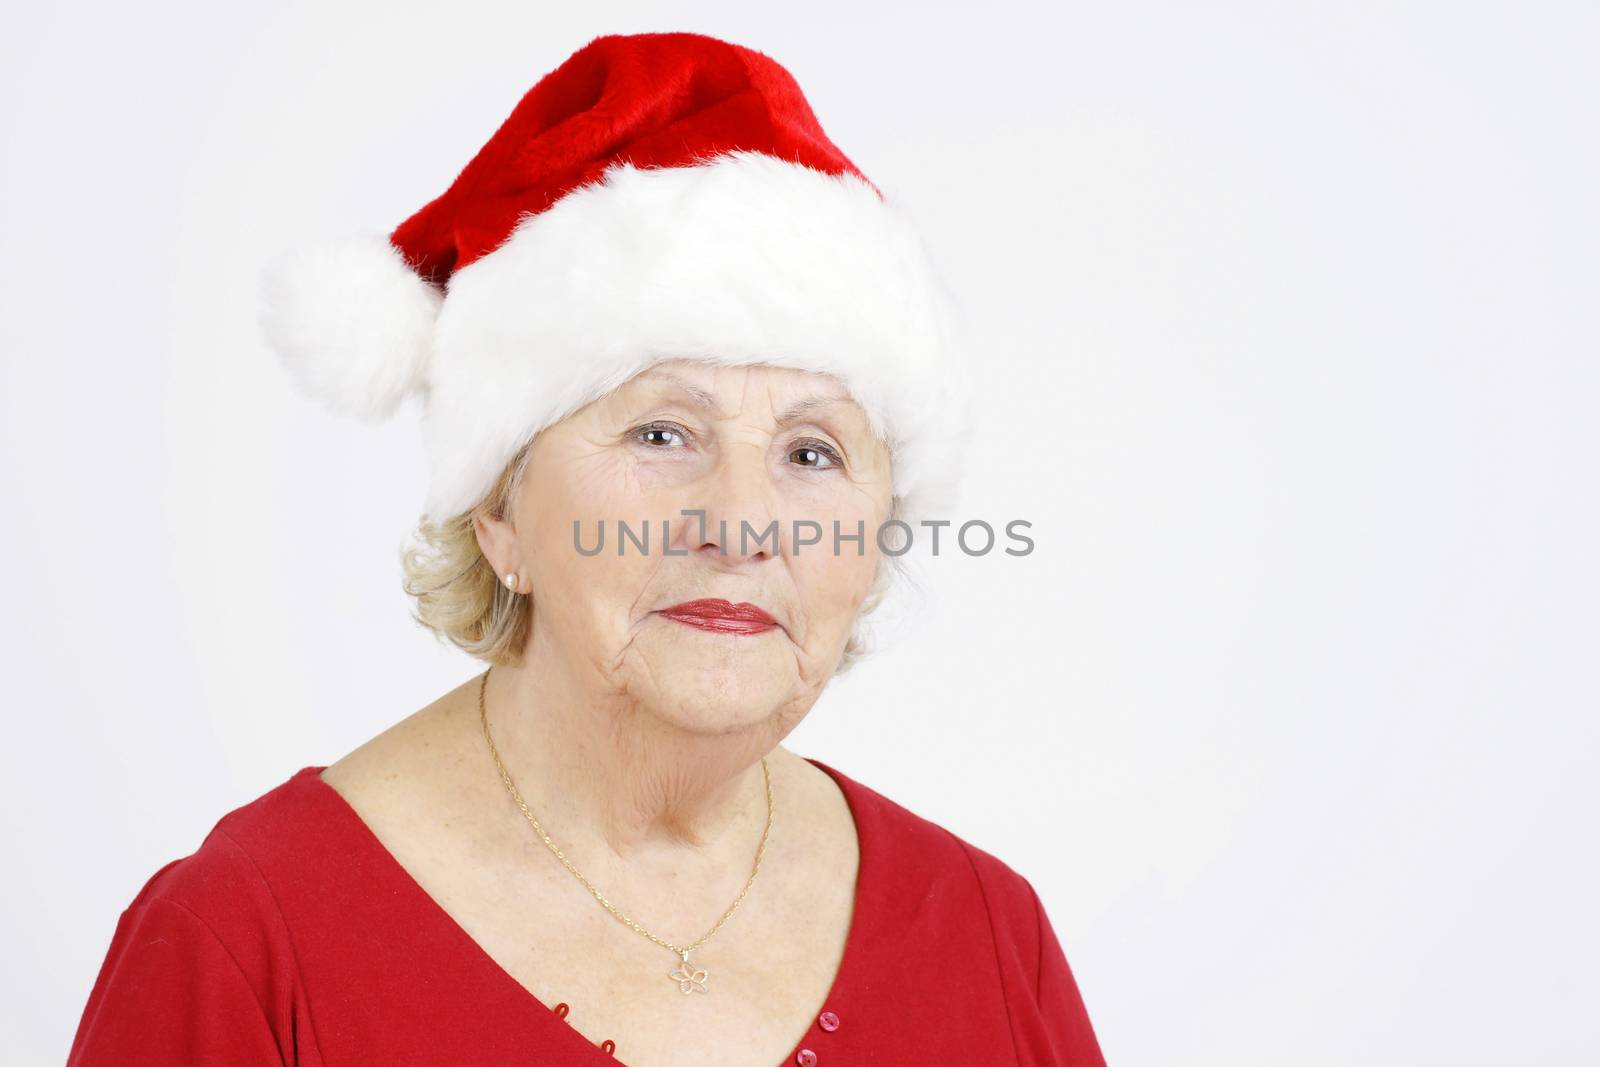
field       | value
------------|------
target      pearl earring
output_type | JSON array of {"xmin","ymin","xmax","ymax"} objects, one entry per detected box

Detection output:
[{"xmin": 503, "ymin": 572, "xmax": 518, "ymax": 592}]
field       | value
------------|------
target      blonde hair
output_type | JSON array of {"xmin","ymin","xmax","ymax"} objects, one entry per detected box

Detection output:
[{"xmin": 400, "ymin": 438, "xmax": 905, "ymax": 674}]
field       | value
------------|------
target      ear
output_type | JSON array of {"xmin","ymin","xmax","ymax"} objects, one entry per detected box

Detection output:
[{"xmin": 473, "ymin": 510, "xmax": 523, "ymax": 587}]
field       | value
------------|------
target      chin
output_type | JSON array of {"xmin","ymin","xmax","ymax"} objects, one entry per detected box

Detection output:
[
  {"xmin": 653, "ymin": 702, "xmax": 776, "ymax": 738},
  {"xmin": 627, "ymin": 640, "xmax": 797, "ymax": 735}
]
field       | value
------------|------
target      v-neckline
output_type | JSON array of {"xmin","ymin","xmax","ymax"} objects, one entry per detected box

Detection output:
[{"xmin": 297, "ymin": 755, "xmax": 870, "ymax": 1066}]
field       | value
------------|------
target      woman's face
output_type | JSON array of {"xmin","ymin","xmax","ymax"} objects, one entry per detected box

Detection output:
[{"xmin": 484, "ymin": 360, "xmax": 893, "ymax": 734}]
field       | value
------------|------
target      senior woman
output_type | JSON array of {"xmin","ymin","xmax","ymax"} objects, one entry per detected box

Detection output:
[{"xmin": 68, "ymin": 32, "xmax": 1106, "ymax": 1067}]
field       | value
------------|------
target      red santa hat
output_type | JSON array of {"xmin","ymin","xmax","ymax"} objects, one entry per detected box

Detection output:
[{"xmin": 258, "ymin": 31, "xmax": 974, "ymax": 533}]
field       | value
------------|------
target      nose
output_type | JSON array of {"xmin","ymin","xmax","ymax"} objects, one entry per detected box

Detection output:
[{"xmin": 686, "ymin": 439, "xmax": 782, "ymax": 565}]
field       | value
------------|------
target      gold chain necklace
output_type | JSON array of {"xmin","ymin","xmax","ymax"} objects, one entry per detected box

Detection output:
[{"xmin": 477, "ymin": 667, "xmax": 774, "ymax": 996}]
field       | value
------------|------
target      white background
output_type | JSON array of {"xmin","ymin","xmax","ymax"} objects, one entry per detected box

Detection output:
[{"xmin": 4, "ymin": 2, "xmax": 1596, "ymax": 1064}]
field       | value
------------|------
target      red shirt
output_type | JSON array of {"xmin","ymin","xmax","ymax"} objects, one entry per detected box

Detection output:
[{"xmin": 68, "ymin": 758, "xmax": 1107, "ymax": 1065}]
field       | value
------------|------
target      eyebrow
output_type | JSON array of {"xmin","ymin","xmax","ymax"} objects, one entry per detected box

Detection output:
[{"xmin": 636, "ymin": 370, "xmax": 855, "ymax": 425}]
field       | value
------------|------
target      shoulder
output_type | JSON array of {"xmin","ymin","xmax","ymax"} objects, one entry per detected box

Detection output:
[
  {"xmin": 68, "ymin": 770, "xmax": 330, "ymax": 1065},
  {"xmin": 806, "ymin": 756, "xmax": 1046, "ymax": 941},
  {"xmin": 142, "ymin": 680, "xmax": 466, "ymax": 916},
  {"xmin": 123, "ymin": 766, "xmax": 337, "ymax": 951},
  {"xmin": 811, "ymin": 759, "xmax": 1107, "ymax": 1063}
]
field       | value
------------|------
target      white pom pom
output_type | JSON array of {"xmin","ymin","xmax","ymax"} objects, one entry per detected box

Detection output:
[{"xmin": 257, "ymin": 234, "xmax": 444, "ymax": 423}]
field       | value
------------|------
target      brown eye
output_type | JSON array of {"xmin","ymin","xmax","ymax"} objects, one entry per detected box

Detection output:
[{"xmin": 790, "ymin": 440, "xmax": 842, "ymax": 470}]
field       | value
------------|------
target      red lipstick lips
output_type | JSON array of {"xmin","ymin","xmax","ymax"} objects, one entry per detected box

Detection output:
[{"xmin": 657, "ymin": 598, "xmax": 779, "ymax": 635}]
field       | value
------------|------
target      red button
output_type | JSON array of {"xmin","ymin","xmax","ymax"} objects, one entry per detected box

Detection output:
[
  {"xmin": 819, "ymin": 1010, "xmax": 840, "ymax": 1031},
  {"xmin": 796, "ymin": 1050, "xmax": 818, "ymax": 1066}
]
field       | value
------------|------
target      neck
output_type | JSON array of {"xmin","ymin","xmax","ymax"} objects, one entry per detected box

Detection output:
[{"xmin": 478, "ymin": 649, "xmax": 784, "ymax": 863}]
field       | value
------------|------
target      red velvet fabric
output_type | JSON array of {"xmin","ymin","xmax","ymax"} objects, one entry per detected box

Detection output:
[
  {"xmin": 68, "ymin": 758, "xmax": 1107, "ymax": 1065},
  {"xmin": 389, "ymin": 31, "xmax": 879, "ymax": 287}
]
